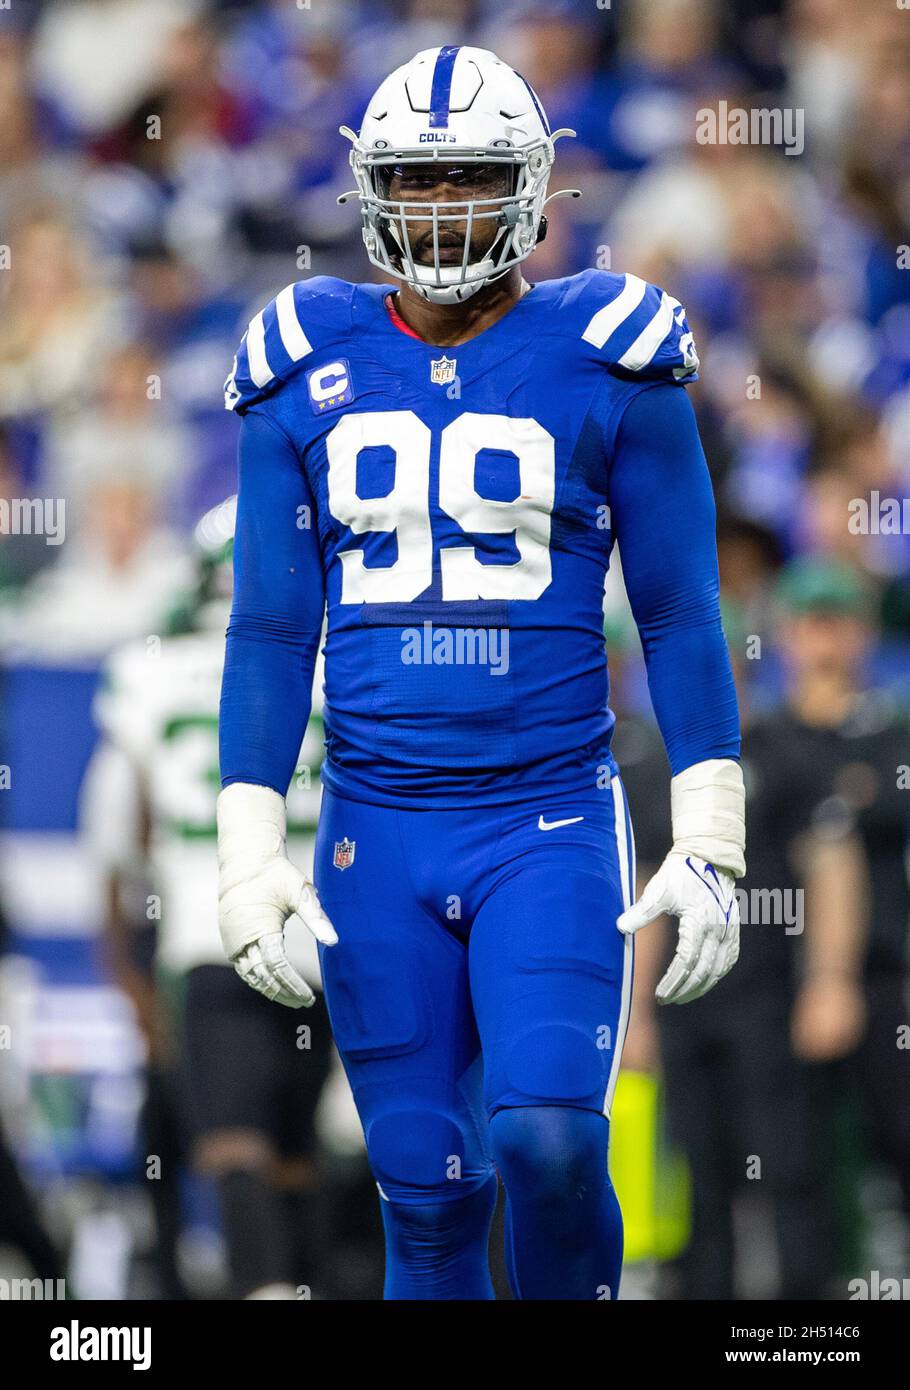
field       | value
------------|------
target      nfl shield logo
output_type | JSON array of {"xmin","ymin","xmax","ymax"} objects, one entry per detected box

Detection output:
[
  {"xmin": 333, "ymin": 837, "xmax": 355, "ymax": 871},
  {"xmin": 430, "ymin": 355, "xmax": 457, "ymax": 386}
]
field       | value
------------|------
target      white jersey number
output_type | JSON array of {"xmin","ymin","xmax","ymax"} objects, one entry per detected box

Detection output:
[{"xmin": 326, "ymin": 410, "xmax": 555, "ymax": 603}]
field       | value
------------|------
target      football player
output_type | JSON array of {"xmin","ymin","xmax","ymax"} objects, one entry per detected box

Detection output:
[
  {"xmin": 83, "ymin": 499, "xmax": 333, "ymax": 1299},
  {"xmin": 218, "ymin": 46, "xmax": 745, "ymax": 1300}
]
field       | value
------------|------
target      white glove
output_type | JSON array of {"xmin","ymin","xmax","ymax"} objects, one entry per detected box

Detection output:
[
  {"xmin": 618, "ymin": 758, "xmax": 745, "ymax": 1005},
  {"xmin": 217, "ymin": 782, "xmax": 337, "ymax": 1008},
  {"xmin": 618, "ymin": 852, "xmax": 739, "ymax": 1004}
]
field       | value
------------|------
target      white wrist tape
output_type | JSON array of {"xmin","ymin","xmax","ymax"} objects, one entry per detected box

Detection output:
[
  {"xmin": 217, "ymin": 781, "xmax": 288, "ymax": 868},
  {"xmin": 670, "ymin": 758, "xmax": 746, "ymax": 879}
]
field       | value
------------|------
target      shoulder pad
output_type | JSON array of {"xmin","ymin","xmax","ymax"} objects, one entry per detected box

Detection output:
[
  {"xmin": 569, "ymin": 269, "xmax": 699, "ymax": 384},
  {"xmin": 224, "ymin": 276, "xmax": 356, "ymax": 413}
]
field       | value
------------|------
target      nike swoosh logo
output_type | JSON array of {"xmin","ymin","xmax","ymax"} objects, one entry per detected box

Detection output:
[
  {"xmin": 685, "ymin": 856, "xmax": 735, "ymax": 927},
  {"xmin": 538, "ymin": 815, "xmax": 584, "ymax": 831}
]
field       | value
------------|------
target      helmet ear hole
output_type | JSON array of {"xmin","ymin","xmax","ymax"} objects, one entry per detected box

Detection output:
[{"xmin": 536, "ymin": 213, "xmax": 549, "ymax": 245}]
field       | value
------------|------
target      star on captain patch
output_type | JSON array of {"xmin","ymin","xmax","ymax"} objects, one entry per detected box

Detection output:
[
  {"xmin": 430, "ymin": 355, "xmax": 457, "ymax": 386},
  {"xmin": 333, "ymin": 837, "xmax": 356, "ymax": 870}
]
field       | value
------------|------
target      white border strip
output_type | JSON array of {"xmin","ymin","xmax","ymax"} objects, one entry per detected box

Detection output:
[{"xmin": 605, "ymin": 777, "xmax": 636, "ymax": 1117}]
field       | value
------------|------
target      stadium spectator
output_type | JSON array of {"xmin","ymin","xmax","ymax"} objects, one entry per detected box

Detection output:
[
  {"xmin": 0, "ymin": 475, "xmax": 192, "ymax": 659},
  {"xmin": 0, "ymin": 208, "xmax": 124, "ymax": 423}
]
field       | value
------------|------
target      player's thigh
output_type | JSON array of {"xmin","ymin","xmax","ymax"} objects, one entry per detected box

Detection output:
[
  {"xmin": 469, "ymin": 779, "xmax": 635, "ymax": 1119},
  {"xmin": 314, "ymin": 791, "xmax": 491, "ymax": 1195}
]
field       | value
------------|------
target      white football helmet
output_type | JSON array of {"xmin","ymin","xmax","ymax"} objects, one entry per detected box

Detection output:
[{"xmin": 339, "ymin": 45, "xmax": 578, "ymax": 304}]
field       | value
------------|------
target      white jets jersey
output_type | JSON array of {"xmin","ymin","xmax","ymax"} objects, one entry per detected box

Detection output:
[{"xmin": 88, "ymin": 630, "xmax": 325, "ymax": 981}]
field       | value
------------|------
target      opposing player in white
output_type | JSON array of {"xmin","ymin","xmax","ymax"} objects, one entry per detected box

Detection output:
[{"xmin": 83, "ymin": 499, "xmax": 337, "ymax": 1299}]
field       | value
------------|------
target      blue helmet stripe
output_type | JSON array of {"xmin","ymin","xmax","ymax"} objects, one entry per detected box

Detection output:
[
  {"xmin": 428, "ymin": 44, "xmax": 460, "ymax": 128},
  {"xmin": 516, "ymin": 71, "xmax": 550, "ymax": 135}
]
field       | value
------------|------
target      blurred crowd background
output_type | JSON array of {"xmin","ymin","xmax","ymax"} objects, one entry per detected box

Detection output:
[{"xmin": 0, "ymin": 0, "xmax": 908, "ymax": 1300}]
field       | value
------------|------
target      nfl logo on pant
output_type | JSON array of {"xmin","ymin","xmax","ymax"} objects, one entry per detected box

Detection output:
[
  {"xmin": 430, "ymin": 356, "xmax": 457, "ymax": 385},
  {"xmin": 333, "ymin": 837, "xmax": 356, "ymax": 870}
]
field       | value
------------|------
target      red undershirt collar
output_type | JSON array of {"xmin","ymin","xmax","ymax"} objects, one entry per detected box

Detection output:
[{"xmin": 385, "ymin": 293, "xmax": 425, "ymax": 341}]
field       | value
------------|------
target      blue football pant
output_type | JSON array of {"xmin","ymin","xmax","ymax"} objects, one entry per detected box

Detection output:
[{"xmin": 315, "ymin": 776, "xmax": 635, "ymax": 1300}]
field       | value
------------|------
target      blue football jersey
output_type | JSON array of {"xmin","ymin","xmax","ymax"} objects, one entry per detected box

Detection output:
[{"xmin": 221, "ymin": 271, "xmax": 721, "ymax": 807}]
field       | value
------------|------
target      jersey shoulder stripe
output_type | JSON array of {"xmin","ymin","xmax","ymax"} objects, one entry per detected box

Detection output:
[
  {"xmin": 565, "ymin": 268, "xmax": 699, "ymax": 384},
  {"xmin": 225, "ymin": 276, "xmax": 356, "ymax": 413}
]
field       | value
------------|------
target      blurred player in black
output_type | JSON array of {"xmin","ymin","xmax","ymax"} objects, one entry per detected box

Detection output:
[
  {"xmin": 770, "ymin": 561, "xmax": 910, "ymax": 1240},
  {"xmin": 627, "ymin": 560, "xmax": 909, "ymax": 1297}
]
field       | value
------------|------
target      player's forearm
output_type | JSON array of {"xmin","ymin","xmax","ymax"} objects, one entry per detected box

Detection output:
[
  {"xmin": 220, "ymin": 625, "xmax": 318, "ymax": 794},
  {"xmin": 640, "ymin": 618, "xmax": 740, "ymax": 773}
]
